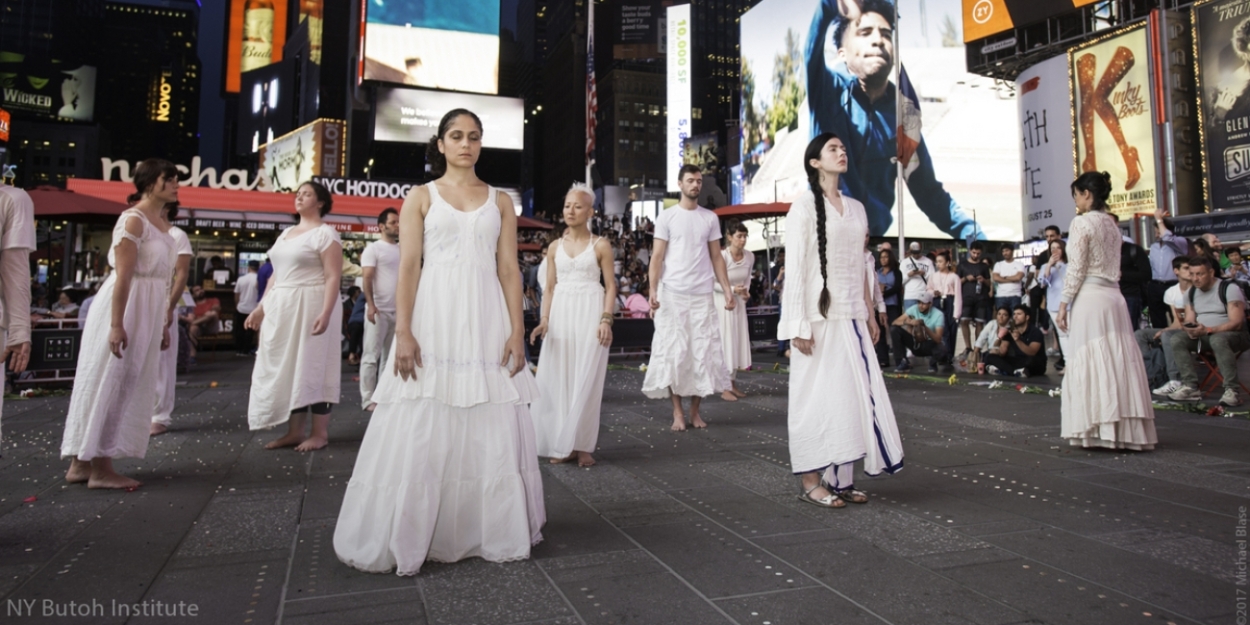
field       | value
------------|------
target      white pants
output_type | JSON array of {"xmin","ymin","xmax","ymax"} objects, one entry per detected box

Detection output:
[
  {"xmin": 152, "ymin": 325, "xmax": 179, "ymax": 425},
  {"xmin": 359, "ymin": 311, "xmax": 396, "ymax": 408},
  {"xmin": 1, "ymin": 330, "xmax": 6, "ymax": 443}
]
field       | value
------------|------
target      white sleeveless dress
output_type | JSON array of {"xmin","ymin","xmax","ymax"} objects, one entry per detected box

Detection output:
[
  {"xmin": 62, "ymin": 209, "xmax": 175, "ymax": 460},
  {"xmin": 715, "ymin": 248, "xmax": 754, "ymax": 377},
  {"xmin": 531, "ymin": 236, "xmax": 610, "ymax": 458},
  {"xmin": 248, "ymin": 223, "xmax": 343, "ymax": 429},
  {"xmin": 334, "ymin": 183, "xmax": 545, "ymax": 576}
]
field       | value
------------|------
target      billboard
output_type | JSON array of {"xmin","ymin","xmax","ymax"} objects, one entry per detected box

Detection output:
[
  {"xmin": 259, "ymin": 119, "xmax": 347, "ymax": 193},
  {"xmin": 373, "ymin": 87, "xmax": 524, "ymax": 150},
  {"xmin": 1017, "ymin": 55, "xmax": 1077, "ymax": 236},
  {"xmin": 0, "ymin": 107, "xmax": 8, "ymax": 142},
  {"xmin": 962, "ymin": 0, "xmax": 1099, "ymax": 43},
  {"xmin": 0, "ymin": 53, "xmax": 96, "ymax": 122},
  {"xmin": 683, "ymin": 132, "xmax": 721, "ymax": 175},
  {"xmin": 299, "ymin": 0, "xmax": 324, "ymax": 65},
  {"xmin": 1070, "ymin": 25, "xmax": 1157, "ymax": 219},
  {"xmin": 237, "ymin": 61, "xmax": 296, "ymax": 154},
  {"xmin": 363, "ymin": 0, "xmax": 500, "ymax": 95},
  {"xmin": 616, "ymin": 1, "xmax": 664, "ymax": 59},
  {"xmin": 740, "ymin": 0, "xmax": 1021, "ymax": 240},
  {"xmin": 1194, "ymin": 0, "xmax": 1250, "ymax": 212},
  {"xmin": 225, "ymin": 0, "xmax": 289, "ymax": 94},
  {"xmin": 666, "ymin": 4, "xmax": 691, "ymax": 192}
]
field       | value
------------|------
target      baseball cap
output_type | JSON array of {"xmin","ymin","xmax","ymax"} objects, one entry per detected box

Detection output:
[
  {"xmin": 916, "ymin": 292, "xmax": 933, "ymax": 304},
  {"xmin": 909, "ymin": 242, "xmax": 921, "ymax": 251}
]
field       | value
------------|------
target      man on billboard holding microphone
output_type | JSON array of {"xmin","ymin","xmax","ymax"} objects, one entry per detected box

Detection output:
[{"xmin": 806, "ymin": 0, "xmax": 981, "ymax": 240}]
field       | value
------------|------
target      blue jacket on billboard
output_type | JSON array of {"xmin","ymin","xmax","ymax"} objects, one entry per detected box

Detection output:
[{"xmin": 806, "ymin": 0, "xmax": 982, "ymax": 240}]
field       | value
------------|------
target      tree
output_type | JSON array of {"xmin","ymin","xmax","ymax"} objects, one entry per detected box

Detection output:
[
  {"xmin": 767, "ymin": 28, "xmax": 806, "ymax": 141},
  {"xmin": 940, "ymin": 15, "xmax": 960, "ymax": 48}
]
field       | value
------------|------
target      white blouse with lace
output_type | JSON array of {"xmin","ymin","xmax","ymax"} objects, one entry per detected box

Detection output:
[{"xmin": 1061, "ymin": 211, "xmax": 1122, "ymax": 305}]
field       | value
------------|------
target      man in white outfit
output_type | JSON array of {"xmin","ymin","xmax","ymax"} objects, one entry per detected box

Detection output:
[
  {"xmin": 642, "ymin": 165, "xmax": 737, "ymax": 431},
  {"xmin": 151, "ymin": 201, "xmax": 193, "ymax": 435},
  {"xmin": 233, "ymin": 261, "xmax": 260, "ymax": 355},
  {"xmin": 0, "ymin": 186, "xmax": 34, "ymax": 443},
  {"xmin": 360, "ymin": 208, "xmax": 400, "ymax": 410},
  {"xmin": 900, "ymin": 242, "xmax": 933, "ymax": 310}
]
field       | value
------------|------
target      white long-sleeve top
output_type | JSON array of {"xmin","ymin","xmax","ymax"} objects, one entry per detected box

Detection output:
[
  {"xmin": 1061, "ymin": 211, "xmax": 1121, "ymax": 304},
  {"xmin": 777, "ymin": 189, "xmax": 870, "ymax": 341}
]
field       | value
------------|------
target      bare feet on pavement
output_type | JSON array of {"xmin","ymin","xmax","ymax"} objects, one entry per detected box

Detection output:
[
  {"xmin": 720, "ymin": 390, "xmax": 738, "ymax": 401},
  {"xmin": 577, "ymin": 451, "xmax": 596, "ymax": 467},
  {"xmin": 549, "ymin": 452, "xmax": 577, "ymax": 464},
  {"xmin": 294, "ymin": 436, "xmax": 328, "ymax": 452},
  {"xmin": 691, "ymin": 411, "xmax": 708, "ymax": 429},
  {"xmin": 671, "ymin": 408, "xmax": 687, "ymax": 431},
  {"xmin": 149, "ymin": 423, "xmax": 168, "ymax": 436},
  {"xmin": 265, "ymin": 432, "xmax": 307, "ymax": 450},
  {"xmin": 65, "ymin": 459, "xmax": 91, "ymax": 484},
  {"xmin": 89, "ymin": 471, "xmax": 141, "ymax": 490}
]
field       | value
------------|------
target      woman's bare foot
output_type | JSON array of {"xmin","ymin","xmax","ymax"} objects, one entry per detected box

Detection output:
[
  {"xmin": 294, "ymin": 436, "xmax": 328, "ymax": 452},
  {"xmin": 88, "ymin": 471, "xmax": 141, "ymax": 490},
  {"xmin": 720, "ymin": 390, "xmax": 738, "ymax": 401},
  {"xmin": 549, "ymin": 453, "xmax": 577, "ymax": 464},
  {"xmin": 365, "ymin": 402, "xmax": 377, "ymax": 412},
  {"xmin": 65, "ymin": 459, "xmax": 91, "ymax": 484},
  {"xmin": 731, "ymin": 387, "xmax": 747, "ymax": 398},
  {"xmin": 265, "ymin": 432, "xmax": 306, "ymax": 449},
  {"xmin": 149, "ymin": 422, "xmax": 168, "ymax": 436},
  {"xmin": 691, "ymin": 411, "xmax": 708, "ymax": 429},
  {"xmin": 576, "ymin": 451, "xmax": 596, "ymax": 467}
]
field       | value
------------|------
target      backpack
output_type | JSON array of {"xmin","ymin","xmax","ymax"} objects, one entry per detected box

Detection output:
[{"xmin": 1187, "ymin": 280, "xmax": 1250, "ymax": 333}]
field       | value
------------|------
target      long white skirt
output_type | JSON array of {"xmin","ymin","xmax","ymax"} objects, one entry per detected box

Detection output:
[
  {"xmin": 531, "ymin": 284, "xmax": 609, "ymax": 458},
  {"xmin": 247, "ymin": 283, "xmax": 342, "ymax": 429},
  {"xmin": 788, "ymin": 318, "xmax": 905, "ymax": 476},
  {"xmin": 62, "ymin": 275, "xmax": 166, "ymax": 460},
  {"xmin": 718, "ymin": 294, "xmax": 752, "ymax": 378},
  {"xmin": 333, "ymin": 399, "xmax": 546, "ymax": 576},
  {"xmin": 1060, "ymin": 278, "xmax": 1157, "ymax": 450},
  {"xmin": 642, "ymin": 288, "xmax": 731, "ymax": 399}
]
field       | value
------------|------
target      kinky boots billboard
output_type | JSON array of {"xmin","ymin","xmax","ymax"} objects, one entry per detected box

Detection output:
[{"xmin": 1070, "ymin": 23, "xmax": 1159, "ymax": 219}]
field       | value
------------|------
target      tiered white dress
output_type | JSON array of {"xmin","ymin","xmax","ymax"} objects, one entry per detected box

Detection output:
[
  {"xmin": 247, "ymin": 223, "xmax": 343, "ymax": 429},
  {"xmin": 152, "ymin": 226, "xmax": 192, "ymax": 427},
  {"xmin": 778, "ymin": 191, "xmax": 904, "ymax": 477},
  {"xmin": 715, "ymin": 248, "xmax": 754, "ymax": 377},
  {"xmin": 1060, "ymin": 212, "xmax": 1156, "ymax": 450},
  {"xmin": 334, "ymin": 183, "xmax": 545, "ymax": 576},
  {"xmin": 62, "ymin": 209, "xmax": 175, "ymax": 460},
  {"xmin": 531, "ymin": 237, "xmax": 610, "ymax": 458}
]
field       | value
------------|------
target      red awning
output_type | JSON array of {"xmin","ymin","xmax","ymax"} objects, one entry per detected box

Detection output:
[
  {"xmin": 28, "ymin": 185, "xmax": 130, "ymax": 221},
  {"xmin": 713, "ymin": 202, "xmax": 790, "ymax": 221},
  {"xmin": 518, "ymin": 242, "xmax": 542, "ymax": 251},
  {"xmin": 517, "ymin": 215, "xmax": 553, "ymax": 230},
  {"xmin": 65, "ymin": 179, "xmax": 401, "ymax": 218}
]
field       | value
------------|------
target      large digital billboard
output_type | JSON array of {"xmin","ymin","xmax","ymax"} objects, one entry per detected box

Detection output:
[
  {"xmin": 741, "ymin": 0, "xmax": 1021, "ymax": 240},
  {"xmin": 1069, "ymin": 24, "xmax": 1157, "ymax": 220},
  {"xmin": 666, "ymin": 4, "xmax": 691, "ymax": 192},
  {"xmin": 373, "ymin": 87, "xmax": 524, "ymax": 150},
  {"xmin": 363, "ymin": 1, "xmax": 500, "ymax": 95},
  {"xmin": 224, "ymin": 0, "xmax": 289, "ymax": 94},
  {"xmin": 962, "ymin": 0, "xmax": 1099, "ymax": 43},
  {"xmin": 1016, "ymin": 55, "xmax": 1077, "ymax": 236},
  {"xmin": 0, "ymin": 52, "xmax": 96, "ymax": 122},
  {"xmin": 1194, "ymin": 0, "xmax": 1250, "ymax": 212}
]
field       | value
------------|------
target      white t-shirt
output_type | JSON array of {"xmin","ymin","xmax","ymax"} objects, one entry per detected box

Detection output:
[
  {"xmin": 993, "ymin": 259, "xmax": 1027, "ymax": 298},
  {"xmin": 360, "ymin": 239, "xmax": 400, "ymax": 314},
  {"xmin": 1163, "ymin": 284, "xmax": 1186, "ymax": 311},
  {"xmin": 900, "ymin": 254, "xmax": 935, "ymax": 300},
  {"xmin": 0, "ymin": 187, "xmax": 35, "ymax": 333},
  {"xmin": 234, "ymin": 272, "xmax": 260, "ymax": 315},
  {"xmin": 654, "ymin": 205, "xmax": 721, "ymax": 294}
]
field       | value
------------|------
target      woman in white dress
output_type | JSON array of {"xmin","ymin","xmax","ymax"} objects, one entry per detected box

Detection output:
[
  {"xmin": 245, "ymin": 181, "xmax": 343, "ymax": 452},
  {"xmin": 529, "ymin": 182, "xmax": 615, "ymax": 468},
  {"xmin": 716, "ymin": 220, "xmax": 754, "ymax": 401},
  {"xmin": 1056, "ymin": 172, "xmax": 1156, "ymax": 450},
  {"xmin": 62, "ymin": 159, "xmax": 179, "ymax": 489},
  {"xmin": 1037, "ymin": 239, "xmax": 1069, "ymax": 367},
  {"xmin": 780, "ymin": 133, "xmax": 905, "ymax": 509},
  {"xmin": 334, "ymin": 109, "xmax": 544, "ymax": 575},
  {"xmin": 151, "ymin": 202, "xmax": 193, "ymax": 436}
]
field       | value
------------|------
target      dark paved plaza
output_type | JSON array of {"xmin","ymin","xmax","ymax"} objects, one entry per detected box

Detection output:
[{"xmin": 0, "ymin": 358, "xmax": 1244, "ymax": 625}]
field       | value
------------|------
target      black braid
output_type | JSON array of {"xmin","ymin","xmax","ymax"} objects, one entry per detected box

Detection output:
[{"xmin": 809, "ymin": 175, "xmax": 832, "ymax": 317}]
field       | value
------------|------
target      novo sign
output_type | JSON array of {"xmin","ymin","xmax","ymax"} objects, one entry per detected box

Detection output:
[
  {"xmin": 153, "ymin": 72, "xmax": 173, "ymax": 122},
  {"xmin": 101, "ymin": 156, "xmax": 265, "ymax": 190}
]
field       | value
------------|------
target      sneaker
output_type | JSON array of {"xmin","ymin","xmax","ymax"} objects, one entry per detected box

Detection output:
[
  {"xmin": 927, "ymin": 361, "xmax": 938, "ymax": 373},
  {"xmin": 1046, "ymin": 348, "xmax": 1058, "ymax": 357},
  {"xmin": 1221, "ymin": 388, "xmax": 1243, "ymax": 407},
  {"xmin": 1168, "ymin": 385, "xmax": 1203, "ymax": 401},
  {"xmin": 1013, "ymin": 368, "xmax": 1029, "ymax": 378},
  {"xmin": 1152, "ymin": 380, "xmax": 1183, "ymax": 396},
  {"xmin": 986, "ymin": 365, "xmax": 1002, "ymax": 376},
  {"xmin": 894, "ymin": 358, "xmax": 912, "ymax": 373}
]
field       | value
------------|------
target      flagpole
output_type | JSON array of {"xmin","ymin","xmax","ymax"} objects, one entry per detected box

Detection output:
[
  {"xmin": 894, "ymin": 9, "xmax": 905, "ymax": 255},
  {"xmin": 585, "ymin": 0, "xmax": 595, "ymax": 186}
]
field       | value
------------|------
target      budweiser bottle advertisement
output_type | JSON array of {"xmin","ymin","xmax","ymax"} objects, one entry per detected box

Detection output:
[{"xmin": 242, "ymin": 0, "xmax": 275, "ymax": 73}]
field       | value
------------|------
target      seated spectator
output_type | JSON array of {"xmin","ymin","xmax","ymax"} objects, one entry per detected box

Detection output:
[
  {"xmin": 1228, "ymin": 247, "xmax": 1250, "ymax": 287},
  {"xmin": 983, "ymin": 305, "xmax": 1046, "ymax": 377},
  {"xmin": 891, "ymin": 292, "xmax": 950, "ymax": 374},
  {"xmin": 1167, "ymin": 255, "xmax": 1250, "ymax": 406},
  {"xmin": 48, "ymin": 291, "xmax": 80, "ymax": 319},
  {"xmin": 180, "ymin": 285, "xmax": 221, "ymax": 350},
  {"xmin": 79, "ymin": 284, "xmax": 99, "ymax": 324},
  {"xmin": 624, "ymin": 281, "xmax": 651, "ymax": 319},
  {"xmin": 1136, "ymin": 257, "xmax": 1192, "ymax": 396},
  {"xmin": 969, "ymin": 307, "xmax": 1011, "ymax": 373}
]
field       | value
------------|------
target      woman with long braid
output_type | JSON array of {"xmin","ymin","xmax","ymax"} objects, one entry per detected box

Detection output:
[{"xmin": 779, "ymin": 133, "xmax": 905, "ymax": 508}]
